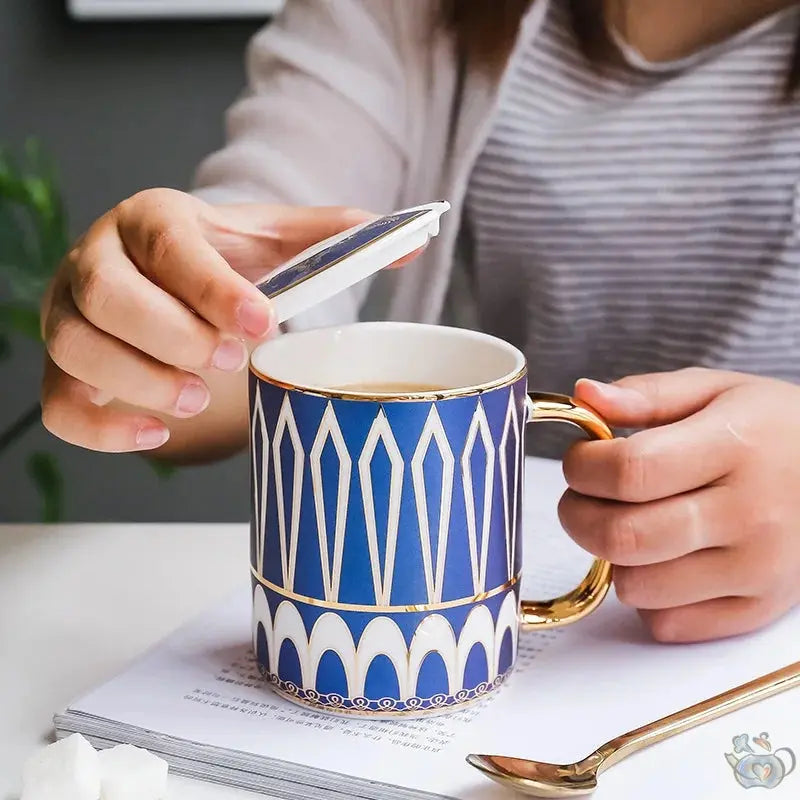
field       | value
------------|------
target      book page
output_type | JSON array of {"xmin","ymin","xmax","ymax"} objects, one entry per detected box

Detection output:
[{"xmin": 65, "ymin": 459, "xmax": 800, "ymax": 800}]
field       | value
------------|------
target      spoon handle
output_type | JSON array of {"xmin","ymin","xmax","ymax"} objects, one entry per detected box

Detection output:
[{"xmin": 597, "ymin": 660, "xmax": 800, "ymax": 771}]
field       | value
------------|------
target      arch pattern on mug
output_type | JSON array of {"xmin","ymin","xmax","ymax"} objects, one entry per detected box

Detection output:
[
  {"xmin": 250, "ymin": 375, "xmax": 528, "ymax": 608},
  {"xmin": 252, "ymin": 584, "xmax": 519, "ymax": 703}
]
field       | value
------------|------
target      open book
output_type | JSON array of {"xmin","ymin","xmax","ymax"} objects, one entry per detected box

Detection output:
[{"xmin": 55, "ymin": 458, "xmax": 800, "ymax": 799}]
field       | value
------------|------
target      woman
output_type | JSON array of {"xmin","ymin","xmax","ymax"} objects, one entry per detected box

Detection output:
[{"xmin": 40, "ymin": 0, "xmax": 800, "ymax": 642}]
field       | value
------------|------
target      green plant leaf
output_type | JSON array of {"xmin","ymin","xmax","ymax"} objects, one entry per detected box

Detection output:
[
  {"xmin": 0, "ymin": 148, "xmax": 26, "ymax": 203},
  {"xmin": 27, "ymin": 451, "xmax": 63, "ymax": 523},
  {"xmin": 0, "ymin": 138, "xmax": 69, "ymax": 291},
  {"xmin": 0, "ymin": 261, "xmax": 49, "ymax": 305},
  {"xmin": 0, "ymin": 303, "xmax": 41, "ymax": 341},
  {"xmin": 24, "ymin": 139, "xmax": 70, "ymax": 274},
  {"xmin": 148, "ymin": 458, "xmax": 178, "ymax": 479}
]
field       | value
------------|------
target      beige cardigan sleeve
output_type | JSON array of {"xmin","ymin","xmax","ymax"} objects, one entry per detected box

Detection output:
[{"xmin": 192, "ymin": 0, "xmax": 410, "ymax": 330}]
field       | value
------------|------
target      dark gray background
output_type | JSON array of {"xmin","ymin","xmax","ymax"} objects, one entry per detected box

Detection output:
[{"xmin": 0, "ymin": 0, "xmax": 267, "ymax": 521}]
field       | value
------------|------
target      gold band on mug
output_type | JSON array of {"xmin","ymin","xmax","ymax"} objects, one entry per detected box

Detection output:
[
  {"xmin": 249, "ymin": 364, "xmax": 528, "ymax": 403},
  {"xmin": 251, "ymin": 566, "xmax": 521, "ymax": 613},
  {"xmin": 520, "ymin": 392, "xmax": 614, "ymax": 630}
]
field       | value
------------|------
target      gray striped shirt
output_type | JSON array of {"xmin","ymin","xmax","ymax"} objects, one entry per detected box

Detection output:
[{"xmin": 465, "ymin": 2, "xmax": 800, "ymax": 452}]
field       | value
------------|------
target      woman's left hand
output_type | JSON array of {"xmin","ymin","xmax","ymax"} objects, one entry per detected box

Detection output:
[{"xmin": 560, "ymin": 367, "xmax": 800, "ymax": 643}]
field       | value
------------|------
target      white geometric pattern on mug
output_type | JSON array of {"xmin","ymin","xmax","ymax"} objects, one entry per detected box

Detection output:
[
  {"xmin": 411, "ymin": 404, "xmax": 455, "ymax": 604},
  {"xmin": 251, "ymin": 383, "xmax": 269, "ymax": 576},
  {"xmin": 267, "ymin": 673, "xmax": 506, "ymax": 713},
  {"xmin": 252, "ymin": 585, "xmax": 519, "ymax": 699},
  {"xmin": 272, "ymin": 393, "xmax": 304, "ymax": 591},
  {"xmin": 253, "ymin": 389, "xmax": 521, "ymax": 604},
  {"xmin": 462, "ymin": 398, "xmax": 496, "ymax": 594},
  {"xmin": 310, "ymin": 402, "xmax": 351, "ymax": 602},
  {"xmin": 500, "ymin": 388, "xmax": 523, "ymax": 582},
  {"xmin": 358, "ymin": 408, "xmax": 404, "ymax": 606}
]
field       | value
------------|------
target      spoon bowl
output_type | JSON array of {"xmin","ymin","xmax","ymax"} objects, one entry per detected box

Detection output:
[{"xmin": 466, "ymin": 754, "xmax": 600, "ymax": 797}]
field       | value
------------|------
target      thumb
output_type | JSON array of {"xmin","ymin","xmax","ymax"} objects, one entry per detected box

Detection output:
[
  {"xmin": 573, "ymin": 368, "xmax": 749, "ymax": 429},
  {"xmin": 200, "ymin": 204, "xmax": 378, "ymax": 282}
]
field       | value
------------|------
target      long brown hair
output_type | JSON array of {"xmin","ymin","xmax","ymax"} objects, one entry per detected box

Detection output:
[{"xmin": 440, "ymin": 0, "xmax": 800, "ymax": 98}]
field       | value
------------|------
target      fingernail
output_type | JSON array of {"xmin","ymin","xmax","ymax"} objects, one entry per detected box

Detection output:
[
  {"xmin": 176, "ymin": 382, "xmax": 210, "ymax": 415},
  {"xmin": 211, "ymin": 338, "xmax": 248, "ymax": 372},
  {"xmin": 89, "ymin": 388, "xmax": 114, "ymax": 407},
  {"xmin": 236, "ymin": 298, "xmax": 274, "ymax": 338},
  {"xmin": 577, "ymin": 378, "xmax": 646, "ymax": 404},
  {"xmin": 136, "ymin": 425, "xmax": 170, "ymax": 450}
]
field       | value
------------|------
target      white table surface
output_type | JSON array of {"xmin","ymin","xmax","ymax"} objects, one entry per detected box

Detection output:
[{"xmin": 0, "ymin": 522, "xmax": 268, "ymax": 800}]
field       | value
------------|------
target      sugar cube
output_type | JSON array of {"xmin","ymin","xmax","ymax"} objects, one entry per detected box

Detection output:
[
  {"xmin": 22, "ymin": 733, "xmax": 101, "ymax": 800},
  {"xmin": 98, "ymin": 745, "xmax": 168, "ymax": 800}
]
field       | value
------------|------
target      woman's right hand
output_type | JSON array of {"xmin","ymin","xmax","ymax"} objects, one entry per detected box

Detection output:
[{"xmin": 40, "ymin": 188, "xmax": 376, "ymax": 454}]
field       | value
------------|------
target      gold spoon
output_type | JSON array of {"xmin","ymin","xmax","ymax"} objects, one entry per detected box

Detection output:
[{"xmin": 467, "ymin": 660, "xmax": 800, "ymax": 797}]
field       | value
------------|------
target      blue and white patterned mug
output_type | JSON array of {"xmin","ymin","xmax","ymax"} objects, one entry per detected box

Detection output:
[{"xmin": 249, "ymin": 322, "xmax": 613, "ymax": 717}]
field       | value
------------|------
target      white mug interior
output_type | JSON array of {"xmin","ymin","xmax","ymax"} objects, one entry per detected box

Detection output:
[{"xmin": 250, "ymin": 322, "xmax": 526, "ymax": 396}]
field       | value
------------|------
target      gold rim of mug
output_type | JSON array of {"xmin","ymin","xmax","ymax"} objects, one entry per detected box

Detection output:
[
  {"xmin": 251, "ymin": 566, "xmax": 520, "ymax": 612},
  {"xmin": 248, "ymin": 364, "xmax": 528, "ymax": 401}
]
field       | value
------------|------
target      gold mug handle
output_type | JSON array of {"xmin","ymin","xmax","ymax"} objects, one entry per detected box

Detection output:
[{"xmin": 520, "ymin": 392, "xmax": 614, "ymax": 631}]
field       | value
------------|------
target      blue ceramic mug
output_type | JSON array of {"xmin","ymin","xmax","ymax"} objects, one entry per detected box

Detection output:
[{"xmin": 249, "ymin": 322, "xmax": 613, "ymax": 717}]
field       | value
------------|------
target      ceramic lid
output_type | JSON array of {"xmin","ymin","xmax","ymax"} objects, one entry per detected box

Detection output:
[{"xmin": 257, "ymin": 201, "xmax": 450, "ymax": 324}]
